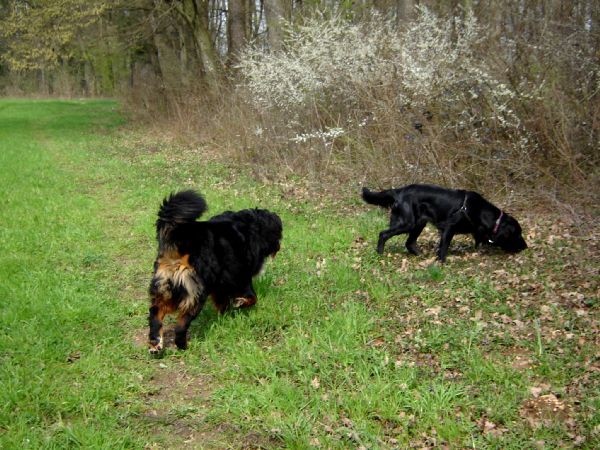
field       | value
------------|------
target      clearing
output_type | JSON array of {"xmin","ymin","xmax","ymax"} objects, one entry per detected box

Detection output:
[{"xmin": 0, "ymin": 100, "xmax": 598, "ymax": 448}]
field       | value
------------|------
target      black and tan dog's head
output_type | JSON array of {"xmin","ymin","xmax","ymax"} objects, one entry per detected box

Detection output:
[
  {"xmin": 226, "ymin": 208, "xmax": 282, "ymax": 259},
  {"xmin": 260, "ymin": 210, "xmax": 283, "ymax": 257}
]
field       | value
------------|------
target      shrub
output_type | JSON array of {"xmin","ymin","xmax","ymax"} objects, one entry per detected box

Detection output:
[
  {"xmin": 235, "ymin": 7, "xmax": 543, "ymax": 195},
  {"xmin": 144, "ymin": 6, "xmax": 597, "ymax": 213}
]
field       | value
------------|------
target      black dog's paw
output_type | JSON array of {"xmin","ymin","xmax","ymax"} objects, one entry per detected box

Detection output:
[{"xmin": 406, "ymin": 245, "xmax": 420, "ymax": 256}]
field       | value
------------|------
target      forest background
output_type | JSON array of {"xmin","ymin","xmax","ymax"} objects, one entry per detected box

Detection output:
[
  {"xmin": 1, "ymin": 2, "xmax": 599, "ymax": 447},
  {"xmin": 0, "ymin": 0, "xmax": 598, "ymax": 212}
]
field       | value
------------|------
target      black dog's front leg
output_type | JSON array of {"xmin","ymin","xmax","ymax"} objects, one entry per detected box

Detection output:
[
  {"xmin": 405, "ymin": 221, "xmax": 426, "ymax": 255},
  {"xmin": 437, "ymin": 228, "xmax": 456, "ymax": 262},
  {"xmin": 472, "ymin": 228, "xmax": 487, "ymax": 248}
]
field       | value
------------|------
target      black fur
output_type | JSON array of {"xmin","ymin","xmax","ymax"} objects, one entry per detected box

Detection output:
[
  {"xmin": 156, "ymin": 190, "xmax": 208, "ymax": 250},
  {"xmin": 148, "ymin": 190, "xmax": 282, "ymax": 353},
  {"xmin": 362, "ymin": 184, "xmax": 527, "ymax": 262}
]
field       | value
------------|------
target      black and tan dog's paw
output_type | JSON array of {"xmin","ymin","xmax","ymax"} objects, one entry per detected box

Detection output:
[
  {"xmin": 232, "ymin": 296, "xmax": 257, "ymax": 309},
  {"xmin": 148, "ymin": 337, "xmax": 163, "ymax": 354}
]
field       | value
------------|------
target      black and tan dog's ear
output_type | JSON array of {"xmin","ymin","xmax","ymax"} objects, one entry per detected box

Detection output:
[{"xmin": 231, "ymin": 223, "xmax": 247, "ymax": 244}]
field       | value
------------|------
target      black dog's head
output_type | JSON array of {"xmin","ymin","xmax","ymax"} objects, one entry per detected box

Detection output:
[{"xmin": 492, "ymin": 214, "xmax": 527, "ymax": 253}]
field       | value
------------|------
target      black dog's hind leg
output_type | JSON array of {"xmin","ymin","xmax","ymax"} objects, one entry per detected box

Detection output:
[
  {"xmin": 377, "ymin": 225, "xmax": 414, "ymax": 254},
  {"xmin": 405, "ymin": 221, "xmax": 426, "ymax": 255},
  {"xmin": 377, "ymin": 200, "xmax": 417, "ymax": 254}
]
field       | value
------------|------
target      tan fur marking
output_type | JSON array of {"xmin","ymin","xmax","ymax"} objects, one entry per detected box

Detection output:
[
  {"xmin": 233, "ymin": 297, "xmax": 257, "ymax": 308},
  {"xmin": 180, "ymin": 253, "xmax": 191, "ymax": 268},
  {"xmin": 154, "ymin": 252, "xmax": 203, "ymax": 315}
]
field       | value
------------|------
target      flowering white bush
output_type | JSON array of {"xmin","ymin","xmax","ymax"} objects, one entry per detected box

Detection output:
[
  {"xmin": 236, "ymin": 13, "xmax": 397, "ymax": 112},
  {"xmin": 237, "ymin": 7, "xmax": 531, "ymax": 145},
  {"xmin": 290, "ymin": 127, "xmax": 345, "ymax": 144},
  {"xmin": 238, "ymin": 8, "xmax": 536, "ymax": 185},
  {"xmin": 232, "ymin": 5, "xmax": 558, "ymax": 191}
]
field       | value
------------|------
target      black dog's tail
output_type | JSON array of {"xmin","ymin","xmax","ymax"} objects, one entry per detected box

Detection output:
[
  {"xmin": 156, "ymin": 190, "xmax": 207, "ymax": 247},
  {"xmin": 361, "ymin": 187, "xmax": 395, "ymax": 208}
]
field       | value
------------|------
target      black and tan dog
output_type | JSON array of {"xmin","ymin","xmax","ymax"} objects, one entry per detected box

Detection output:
[
  {"xmin": 362, "ymin": 184, "xmax": 526, "ymax": 262},
  {"xmin": 148, "ymin": 190, "xmax": 282, "ymax": 353}
]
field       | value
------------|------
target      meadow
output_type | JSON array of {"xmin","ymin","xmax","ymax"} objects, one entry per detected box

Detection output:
[{"xmin": 0, "ymin": 99, "xmax": 597, "ymax": 448}]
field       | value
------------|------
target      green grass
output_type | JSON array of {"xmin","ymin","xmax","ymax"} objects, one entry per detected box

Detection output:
[{"xmin": 0, "ymin": 99, "xmax": 598, "ymax": 448}]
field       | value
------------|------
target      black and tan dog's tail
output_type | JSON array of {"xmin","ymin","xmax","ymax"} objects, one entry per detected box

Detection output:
[
  {"xmin": 361, "ymin": 187, "xmax": 396, "ymax": 209},
  {"xmin": 156, "ymin": 190, "xmax": 207, "ymax": 247}
]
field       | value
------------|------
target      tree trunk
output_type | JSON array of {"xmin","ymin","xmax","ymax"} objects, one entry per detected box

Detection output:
[
  {"xmin": 264, "ymin": 0, "xmax": 290, "ymax": 52},
  {"xmin": 194, "ymin": 0, "xmax": 223, "ymax": 86},
  {"xmin": 168, "ymin": 0, "xmax": 223, "ymax": 89},
  {"xmin": 228, "ymin": 0, "xmax": 248, "ymax": 67},
  {"xmin": 397, "ymin": 0, "xmax": 415, "ymax": 24}
]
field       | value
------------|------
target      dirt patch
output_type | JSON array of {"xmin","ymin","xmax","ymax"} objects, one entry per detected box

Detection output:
[
  {"xmin": 129, "ymin": 323, "xmax": 217, "ymax": 446},
  {"xmin": 520, "ymin": 393, "xmax": 572, "ymax": 428},
  {"xmin": 136, "ymin": 331, "xmax": 281, "ymax": 449},
  {"xmin": 476, "ymin": 417, "xmax": 508, "ymax": 438},
  {"xmin": 140, "ymin": 359, "xmax": 218, "ymax": 448},
  {"xmin": 502, "ymin": 347, "xmax": 535, "ymax": 370},
  {"xmin": 146, "ymin": 363, "xmax": 213, "ymax": 401},
  {"xmin": 133, "ymin": 326, "xmax": 177, "ymax": 351}
]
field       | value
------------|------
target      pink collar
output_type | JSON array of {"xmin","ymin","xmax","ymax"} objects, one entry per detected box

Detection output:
[{"xmin": 492, "ymin": 211, "xmax": 504, "ymax": 235}]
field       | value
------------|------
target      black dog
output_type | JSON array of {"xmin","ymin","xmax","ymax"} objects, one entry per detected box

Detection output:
[
  {"xmin": 362, "ymin": 184, "xmax": 527, "ymax": 262},
  {"xmin": 148, "ymin": 190, "xmax": 282, "ymax": 353}
]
